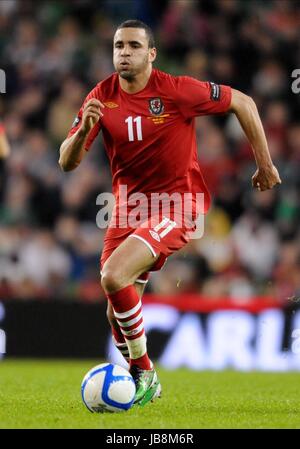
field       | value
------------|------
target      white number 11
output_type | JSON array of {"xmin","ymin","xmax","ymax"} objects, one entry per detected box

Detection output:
[{"xmin": 125, "ymin": 116, "xmax": 143, "ymax": 141}]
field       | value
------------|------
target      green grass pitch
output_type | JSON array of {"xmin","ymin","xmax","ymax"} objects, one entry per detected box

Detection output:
[{"xmin": 0, "ymin": 359, "xmax": 299, "ymax": 429}]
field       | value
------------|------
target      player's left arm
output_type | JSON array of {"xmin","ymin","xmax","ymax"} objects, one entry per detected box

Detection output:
[{"xmin": 229, "ymin": 89, "xmax": 281, "ymax": 191}]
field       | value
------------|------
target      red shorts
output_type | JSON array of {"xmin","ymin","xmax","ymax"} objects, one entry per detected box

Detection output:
[{"xmin": 100, "ymin": 215, "xmax": 195, "ymax": 284}]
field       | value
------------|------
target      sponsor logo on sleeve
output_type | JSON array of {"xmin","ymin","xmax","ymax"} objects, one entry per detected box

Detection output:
[{"xmin": 209, "ymin": 82, "xmax": 221, "ymax": 101}]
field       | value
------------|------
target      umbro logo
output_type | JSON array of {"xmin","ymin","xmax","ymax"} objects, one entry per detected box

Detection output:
[
  {"xmin": 149, "ymin": 230, "xmax": 161, "ymax": 242},
  {"xmin": 103, "ymin": 101, "xmax": 119, "ymax": 108}
]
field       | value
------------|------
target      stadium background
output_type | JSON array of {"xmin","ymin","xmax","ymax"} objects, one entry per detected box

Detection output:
[{"xmin": 0, "ymin": 0, "xmax": 300, "ymax": 370}]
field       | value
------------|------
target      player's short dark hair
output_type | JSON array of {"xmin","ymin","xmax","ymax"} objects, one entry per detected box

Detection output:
[{"xmin": 116, "ymin": 20, "xmax": 155, "ymax": 49}]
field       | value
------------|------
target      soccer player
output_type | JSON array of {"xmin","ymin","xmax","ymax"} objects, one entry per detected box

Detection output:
[{"xmin": 59, "ymin": 20, "xmax": 281, "ymax": 406}]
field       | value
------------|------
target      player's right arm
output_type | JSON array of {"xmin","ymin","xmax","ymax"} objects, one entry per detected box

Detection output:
[{"xmin": 59, "ymin": 98, "xmax": 104, "ymax": 172}]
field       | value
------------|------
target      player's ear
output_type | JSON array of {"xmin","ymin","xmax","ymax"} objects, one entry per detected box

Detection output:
[{"xmin": 149, "ymin": 47, "xmax": 157, "ymax": 63}]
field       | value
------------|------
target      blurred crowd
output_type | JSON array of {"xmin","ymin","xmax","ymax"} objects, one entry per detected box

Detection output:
[{"xmin": 0, "ymin": 0, "xmax": 299, "ymax": 304}]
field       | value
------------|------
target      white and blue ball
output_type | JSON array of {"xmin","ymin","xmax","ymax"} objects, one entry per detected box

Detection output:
[{"xmin": 81, "ymin": 363, "xmax": 136, "ymax": 413}]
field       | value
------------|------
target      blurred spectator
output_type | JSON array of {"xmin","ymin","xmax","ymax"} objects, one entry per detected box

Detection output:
[
  {"xmin": 19, "ymin": 230, "xmax": 71, "ymax": 287},
  {"xmin": 272, "ymin": 241, "xmax": 300, "ymax": 303},
  {"xmin": 253, "ymin": 60, "xmax": 287, "ymax": 98},
  {"xmin": 47, "ymin": 77, "xmax": 86, "ymax": 144},
  {"xmin": 159, "ymin": 0, "xmax": 210, "ymax": 59},
  {"xmin": 231, "ymin": 211, "xmax": 280, "ymax": 280},
  {"xmin": 194, "ymin": 207, "xmax": 234, "ymax": 273},
  {"xmin": 183, "ymin": 49, "xmax": 208, "ymax": 80}
]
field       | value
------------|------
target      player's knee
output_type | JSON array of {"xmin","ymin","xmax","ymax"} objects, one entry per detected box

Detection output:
[{"xmin": 101, "ymin": 268, "xmax": 124, "ymax": 293}]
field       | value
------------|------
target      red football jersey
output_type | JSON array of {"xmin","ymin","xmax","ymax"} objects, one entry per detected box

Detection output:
[{"xmin": 68, "ymin": 68, "xmax": 231, "ymax": 217}]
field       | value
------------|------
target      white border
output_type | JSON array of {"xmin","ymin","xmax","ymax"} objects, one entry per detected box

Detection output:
[{"xmin": 100, "ymin": 270, "xmax": 148, "ymax": 284}]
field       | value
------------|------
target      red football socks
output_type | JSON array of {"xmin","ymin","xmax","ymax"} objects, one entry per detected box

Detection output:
[{"xmin": 107, "ymin": 285, "xmax": 152, "ymax": 370}]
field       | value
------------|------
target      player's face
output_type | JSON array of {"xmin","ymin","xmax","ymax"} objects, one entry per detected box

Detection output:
[{"xmin": 113, "ymin": 28, "xmax": 156, "ymax": 80}]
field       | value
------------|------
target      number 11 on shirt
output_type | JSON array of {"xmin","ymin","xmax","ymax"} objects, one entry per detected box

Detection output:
[{"xmin": 125, "ymin": 116, "xmax": 143, "ymax": 141}]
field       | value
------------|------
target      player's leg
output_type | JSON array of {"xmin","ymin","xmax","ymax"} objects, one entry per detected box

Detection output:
[
  {"xmin": 101, "ymin": 236, "xmax": 158, "ymax": 370},
  {"xmin": 107, "ymin": 281, "xmax": 147, "ymax": 363},
  {"xmin": 101, "ymin": 228, "xmax": 150, "ymax": 365},
  {"xmin": 101, "ymin": 236, "xmax": 161, "ymax": 404}
]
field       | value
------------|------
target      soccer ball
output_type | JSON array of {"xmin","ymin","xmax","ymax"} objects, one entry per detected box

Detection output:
[{"xmin": 81, "ymin": 363, "xmax": 136, "ymax": 413}]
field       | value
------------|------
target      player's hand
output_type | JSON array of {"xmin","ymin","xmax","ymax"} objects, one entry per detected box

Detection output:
[
  {"xmin": 252, "ymin": 164, "xmax": 282, "ymax": 191},
  {"xmin": 81, "ymin": 99, "xmax": 105, "ymax": 133}
]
